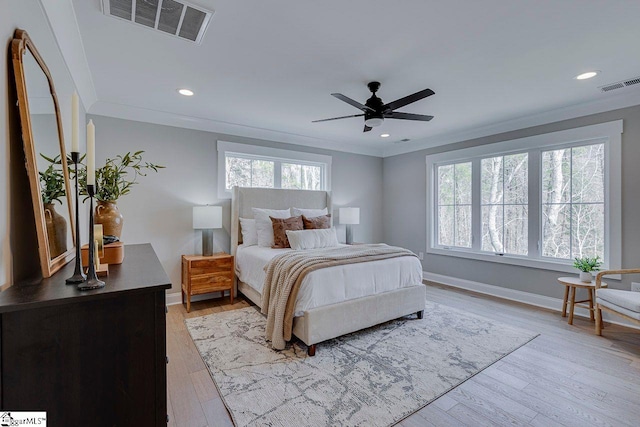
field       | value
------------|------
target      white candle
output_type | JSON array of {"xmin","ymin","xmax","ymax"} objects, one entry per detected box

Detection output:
[
  {"xmin": 87, "ymin": 120, "xmax": 95, "ymax": 186},
  {"xmin": 71, "ymin": 92, "xmax": 79, "ymax": 153}
]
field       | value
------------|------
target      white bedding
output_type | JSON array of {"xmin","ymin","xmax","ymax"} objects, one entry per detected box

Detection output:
[{"xmin": 235, "ymin": 244, "xmax": 423, "ymax": 317}]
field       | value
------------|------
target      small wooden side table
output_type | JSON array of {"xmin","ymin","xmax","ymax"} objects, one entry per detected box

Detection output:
[
  {"xmin": 181, "ymin": 253, "xmax": 234, "ymax": 312},
  {"xmin": 557, "ymin": 276, "xmax": 608, "ymax": 325}
]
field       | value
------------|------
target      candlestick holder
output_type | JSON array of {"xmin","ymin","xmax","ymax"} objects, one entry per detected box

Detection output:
[
  {"xmin": 78, "ymin": 184, "xmax": 105, "ymax": 291},
  {"xmin": 66, "ymin": 152, "xmax": 86, "ymax": 284}
]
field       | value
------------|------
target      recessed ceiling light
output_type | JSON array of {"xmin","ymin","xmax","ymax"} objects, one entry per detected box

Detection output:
[
  {"xmin": 380, "ymin": 133, "xmax": 390, "ymax": 138},
  {"xmin": 178, "ymin": 88, "xmax": 194, "ymax": 96},
  {"xmin": 575, "ymin": 71, "xmax": 599, "ymax": 80}
]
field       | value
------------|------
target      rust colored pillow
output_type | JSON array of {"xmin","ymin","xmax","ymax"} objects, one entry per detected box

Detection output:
[
  {"xmin": 302, "ymin": 214, "xmax": 331, "ymax": 230},
  {"xmin": 270, "ymin": 216, "xmax": 304, "ymax": 248}
]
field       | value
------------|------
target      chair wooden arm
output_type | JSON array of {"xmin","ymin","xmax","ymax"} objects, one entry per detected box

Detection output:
[{"xmin": 595, "ymin": 269, "xmax": 640, "ymax": 289}]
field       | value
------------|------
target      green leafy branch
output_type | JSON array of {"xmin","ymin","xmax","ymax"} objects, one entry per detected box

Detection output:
[
  {"xmin": 573, "ymin": 256, "xmax": 602, "ymax": 272},
  {"xmin": 39, "ymin": 153, "xmax": 66, "ymax": 205}
]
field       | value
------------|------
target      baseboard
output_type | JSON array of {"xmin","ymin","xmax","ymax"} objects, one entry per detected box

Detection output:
[
  {"xmin": 423, "ymin": 271, "xmax": 640, "ymax": 331},
  {"xmin": 166, "ymin": 290, "xmax": 231, "ymax": 306}
]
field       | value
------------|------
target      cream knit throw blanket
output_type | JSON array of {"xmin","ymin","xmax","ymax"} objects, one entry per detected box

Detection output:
[{"xmin": 261, "ymin": 244, "xmax": 418, "ymax": 350}]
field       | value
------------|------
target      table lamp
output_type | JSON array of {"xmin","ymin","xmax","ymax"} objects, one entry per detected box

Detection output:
[
  {"xmin": 339, "ymin": 207, "xmax": 360, "ymax": 245},
  {"xmin": 193, "ymin": 205, "xmax": 222, "ymax": 256}
]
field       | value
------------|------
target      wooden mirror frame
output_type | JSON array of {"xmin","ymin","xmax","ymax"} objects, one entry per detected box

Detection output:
[{"xmin": 11, "ymin": 29, "xmax": 75, "ymax": 278}]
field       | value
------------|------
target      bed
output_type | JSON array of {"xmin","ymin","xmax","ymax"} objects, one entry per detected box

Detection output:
[{"xmin": 230, "ymin": 186, "xmax": 425, "ymax": 356}]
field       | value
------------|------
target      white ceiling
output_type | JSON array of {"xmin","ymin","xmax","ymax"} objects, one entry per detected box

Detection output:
[{"xmin": 70, "ymin": 0, "xmax": 640, "ymax": 156}]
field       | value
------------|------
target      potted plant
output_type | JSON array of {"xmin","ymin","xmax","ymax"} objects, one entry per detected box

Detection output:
[
  {"xmin": 73, "ymin": 151, "xmax": 164, "ymax": 239},
  {"xmin": 39, "ymin": 154, "xmax": 68, "ymax": 258},
  {"xmin": 573, "ymin": 256, "xmax": 602, "ymax": 283}
]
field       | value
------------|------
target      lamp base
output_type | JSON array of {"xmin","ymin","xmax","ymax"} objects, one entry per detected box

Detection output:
[
  {"xmin": 202, "ymin": 229, "xmax": 214, "ymax": 256},
  {"xmin": 346, "ymin": 225, "xmax": 353, "ymax": 245}
]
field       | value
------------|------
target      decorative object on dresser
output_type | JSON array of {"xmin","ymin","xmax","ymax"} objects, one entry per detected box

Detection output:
[
  {"xmin": 12, "ymin": 29, "xmax": 76, "ymax": 278},
  {"xmin": 0, "ymin": 244, "xmax": 171, "ymax": 426},
  {"xmin": 192, "ymin": 205, "xmax": 222, "ymax": 256},
  {"xmin": 72, "ymin": 150, "xmax": 165, "ymax": 239},
  {"xmin": 186, "ymin": 301, "xmax": 538, "ymax": 427},
  {"xmin": 339, "ymin": 206, "xmax": 360, "ymax": 244},
  {"xmin": 182, "ymin": 253, "xmax": 234, "ymax": 312}
]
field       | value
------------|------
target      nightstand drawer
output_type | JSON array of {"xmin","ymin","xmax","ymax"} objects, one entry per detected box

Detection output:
[
  {"xmin": 190, "ymin": 258, "xmax": 233, "ymax": 275},
  {"xmin": 191, "ymin": 274, "xmax": 232, "ymax": 293}
]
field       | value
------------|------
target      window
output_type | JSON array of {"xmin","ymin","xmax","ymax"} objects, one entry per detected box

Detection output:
[
  {"xmin": 426, "ymin": 121, "xmax": 622, "ymax": 273},
  {"xmin": 541, "ymin": 143, "xmax": 605, "ymax": 260},
  {"xmin": 217, "ymin": 141, "xmax": 331, "ymax": 198},
  {"xmin": 436, "ymin": 162, "xmax": 472, "ymax": 248},
  {"xmin": 481, "ymin": 153, "xmax": 528, "ymax": 255}
]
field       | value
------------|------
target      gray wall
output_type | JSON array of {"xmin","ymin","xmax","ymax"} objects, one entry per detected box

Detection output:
[
  {"xmin": 87, "ymin": 115, "xmax": 383, "ymax": 293},
  {"xmin": 383, "ymin": 105, "xmax": 640, "ymax": 298},
  {"xmin": 1, "ymin": 0, "xmax": 87, "ymax": 288}
]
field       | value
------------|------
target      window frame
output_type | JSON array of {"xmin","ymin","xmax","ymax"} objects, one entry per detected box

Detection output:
[
  {"xmin": 426, "ymin": 120, "xmax": 622, "ymax": 274},
  {"xmin": 217, "ymin": 141, "xmax": 332, "ymax": 199}
]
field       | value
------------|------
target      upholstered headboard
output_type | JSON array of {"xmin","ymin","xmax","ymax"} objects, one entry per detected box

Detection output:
[{"xmin": 230, "ymin": 186, "xmax": 332, "ymax": 257}]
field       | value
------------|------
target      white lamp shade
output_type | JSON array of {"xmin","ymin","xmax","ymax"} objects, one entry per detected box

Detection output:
[
  {"xmin": 339, "ymin": 207, "xmax": 360, "ymax": 225},
  {"xmin": 193, "ymin": 205, "xmax": 222, "ymax": 229}
]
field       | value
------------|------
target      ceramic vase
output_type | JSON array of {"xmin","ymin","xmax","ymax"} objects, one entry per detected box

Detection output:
[
  {"xmin": 579, "ymin": 271, "xmax": 593, "ymax": 283},
  {"xmin": 95, "ymin": 200, "xmax": 123, "ymax": 239},
  {"xmin": 44, "ymin": 203, "xmax": 67, "ymax": 259}
]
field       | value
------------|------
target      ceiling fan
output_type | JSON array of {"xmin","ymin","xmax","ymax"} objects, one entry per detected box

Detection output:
[{"xmin": 313, "ymin": 82, "xmax": 435, "ymax": 132}]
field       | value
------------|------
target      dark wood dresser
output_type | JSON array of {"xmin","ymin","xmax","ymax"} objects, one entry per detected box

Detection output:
[{"xmin": 0, "ymin": 244, "xmax": 171, "ymax": 426}]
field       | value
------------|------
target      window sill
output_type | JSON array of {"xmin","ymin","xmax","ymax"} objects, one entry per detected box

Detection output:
[{"xmin": 426, "ymin": 247, "xmax": 599, "ymax": 274}]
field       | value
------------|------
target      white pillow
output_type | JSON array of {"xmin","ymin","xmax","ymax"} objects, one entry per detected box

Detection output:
[
  {"xmin": 285, "ymin": 228, "xmax": 339, "ymax": 250},
  {"xmin": 239, "ymin": 217, "xmax": 258, "ymax": 246},
  {"xmin": 252, "ymin": 208, "xmax": 291, "ymax": 247},
  {"xmin": 292, "ymin": 207, "xmax": 328, "ymax": 218}
]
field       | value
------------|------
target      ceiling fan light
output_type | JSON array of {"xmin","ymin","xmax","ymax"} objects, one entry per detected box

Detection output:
[{"xmin": 364, "ymin": 117, "xmax": 384, "ymax": 127}]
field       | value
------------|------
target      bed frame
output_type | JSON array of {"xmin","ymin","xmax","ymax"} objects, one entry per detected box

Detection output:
[{"xmin": 230, "ymin": 186, "xmax": 426, "ymax": 356}]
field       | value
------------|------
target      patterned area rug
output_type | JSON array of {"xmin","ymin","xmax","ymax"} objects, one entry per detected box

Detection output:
[{"xmin": 185, "ymin": 300, "xmax": 538, "ymax": 427}]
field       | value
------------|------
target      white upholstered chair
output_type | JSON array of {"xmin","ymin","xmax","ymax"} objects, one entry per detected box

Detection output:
[{"xmin": 594, "ymin": 269, "xmax": 640, "ymax": 335}]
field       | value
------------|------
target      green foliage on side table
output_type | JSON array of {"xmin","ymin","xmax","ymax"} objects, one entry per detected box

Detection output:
[
  {"xmin": 573, "ymin": 256, "xmax": 602, "ymax": 273},
  {"xmin": 39, "ymin": 154, "xmax": 66, "ymax": 205}
]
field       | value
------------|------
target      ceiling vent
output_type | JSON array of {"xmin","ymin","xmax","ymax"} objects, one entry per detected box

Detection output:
[
  {"xmin": 392, "ymin": 138, "xmax": 411, "ymax": 144},
  {"xmin": 598, "ymin": 76, "xmax": 640, "ymax": 93},
  {"xmin": 102, "ymin": 0, "xmax": 214, "ymax": 44}
]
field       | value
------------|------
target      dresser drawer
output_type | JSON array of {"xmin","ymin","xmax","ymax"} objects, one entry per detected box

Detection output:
[
  {"xmin": 190, "ymin": 257, "xmax": 233, "ymax": 275},
  {"xmin": 191, "ymin": 274, "xmax": 232, "ymax": 294}
]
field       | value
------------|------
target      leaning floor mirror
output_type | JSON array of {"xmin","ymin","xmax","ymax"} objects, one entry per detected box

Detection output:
[{"xmin": 12, "ymin": 29, "xmax": 75, "ymax": 278}]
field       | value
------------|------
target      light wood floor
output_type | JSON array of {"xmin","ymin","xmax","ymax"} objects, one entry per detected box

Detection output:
[{"xmin": 166, "ymin": 283, "xmax": 640, "ymax": 426}]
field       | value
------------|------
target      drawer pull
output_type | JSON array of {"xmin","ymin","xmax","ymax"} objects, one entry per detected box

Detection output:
[{"xmin": 166, "ymin": 356, "xmax": 169, "ymax": 364}]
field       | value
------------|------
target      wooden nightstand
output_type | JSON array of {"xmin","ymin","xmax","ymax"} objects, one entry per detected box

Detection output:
[{"xmin": 181, "ymin": 253, "xmax": 234, "ymax": 312}]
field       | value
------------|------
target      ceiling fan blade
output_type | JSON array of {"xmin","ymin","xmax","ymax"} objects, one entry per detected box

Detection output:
[
  {"xmin": 383, "ymin": 88, "xmax": 435, "ymax": 112},
  {"xmin": 332, "ymin": 93, "xmax": 375, "ymax": 112},
  {"xmin": 363, "ymin": 125, "xmax": 372, "ymax": 132},
  {"xmin": 384, "ymin": 112, "xmax": 434, "ymax": 121},
  {"xmin": 312, "ymin": 114, "xmax": 364, "ymax": 123}
]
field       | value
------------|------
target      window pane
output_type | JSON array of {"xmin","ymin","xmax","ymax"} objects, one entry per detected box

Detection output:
[
  {"xmin": 482, "ymin": 205, "xmax": 503, "ymax": 252},
  {"xmin": 481, "ymin": 157, "xmax": 503, "ymax": 205},
  {"xmin": 438, "ymin": 205, "xmax": 454, "ymax": 246},
  {"xmin": 504, "ymin": 205, "xmax": 528, "ymax": 255},
  {"xmin": 542, "ymin": 149, "xmax": 570, "ymax": 205},
  {"xmin": 572, "ymin": 203, "xmax": 604, "ymax": 259},
  {"xmin": 251, "ymin": 160, "xmax": 274, "ymax": 188},
  {"xmin": 438, "ymin": 165, "xmax": 454, "ymax": 205},
  {"xmin": 572, "ymin": 144, "xmax": 604, "ymax": 203},
  {"xmin": 455, "ymin": 205, "xmax": 472, "ymax": 248},
  {"xmin": 542, "ymin": 203, "xmax": 570, "ymax": 259},
  {"xmin": 281, "ymin": 163, "xmax": 302, "ymax": 189},
  {"xmin": 503, "ymin": 153, "xmax": 528, "ymax": 204},
  {"xmin": 225, "ymin": 156, "xmax": 251, "ymax": 189},
  {"xmin": 301, "ymin": 165, "xmax": 321, "ymax": 190},
  {"xmin": 455, "ymin": 162, "xmax": 472, "ymax": 204}
]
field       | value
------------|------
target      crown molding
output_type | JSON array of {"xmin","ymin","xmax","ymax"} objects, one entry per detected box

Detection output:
[
  {"xmin": 382, "ymin": 88, "xmax": 640, "ymax": 158},
  {"xmin": 88, "ymin": 100, "xmax": 385, "ymax": 157},
  {"xmin": 40, "ymin": 0, "xmax": 98, "ymax": 110}
]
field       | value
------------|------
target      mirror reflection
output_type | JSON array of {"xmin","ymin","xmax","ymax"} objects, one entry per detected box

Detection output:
[{"xmin": 23, "ymin": 46, "xmax": 73, "ymax": 260}]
